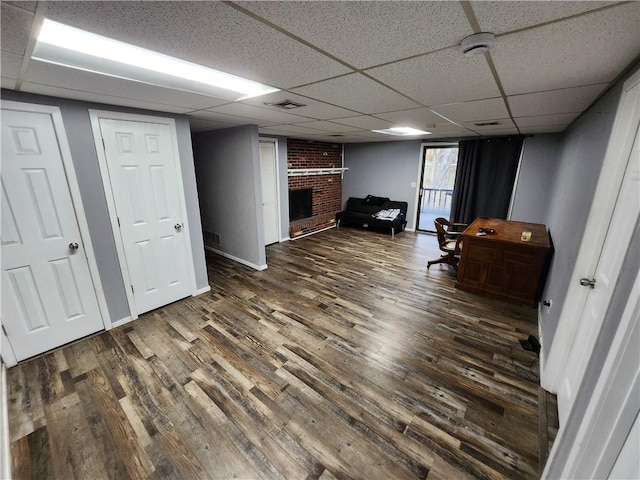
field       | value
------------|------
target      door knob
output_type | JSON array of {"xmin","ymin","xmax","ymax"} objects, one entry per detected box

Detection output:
[
  {"xmin": 174, "ymin": 224, "xmax": 182, "ymax": 231},
  {"xmin": 69, "ymin": 242, "xmax": 79, "ymax": 251},
  {"xmin": 579, "ymin": 278, "xmax": 596, "ymax": 288}
]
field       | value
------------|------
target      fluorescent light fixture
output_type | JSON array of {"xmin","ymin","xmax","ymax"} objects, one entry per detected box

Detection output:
[
  {"xmin": 32, "ymin": 19, "xmax": 280, "ymax": 101},
  {"xmin": 372, "ymin": 126, "xmax": 432, "ymax": 136}
]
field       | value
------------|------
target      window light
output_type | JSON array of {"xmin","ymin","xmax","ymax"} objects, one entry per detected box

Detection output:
[
  {"xmin": 32, "ymin": 19, "xmax": 280, "ymax": 101},
  {"xmin": 371, "ymin": 127, "xmax": 432, "ymax": 136}
]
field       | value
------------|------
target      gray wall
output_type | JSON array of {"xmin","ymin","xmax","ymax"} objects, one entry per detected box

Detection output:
[
  {"xmin": 193, "ymin": 125, "xmax": 266, "ymax": 268},
  {"xmin": 343, "ymin": 140, "xmax": 422, "ymax": 229},
  {"xmin": 1, "ymin": 89, "xmax": 208, "ymax": 322},
  {"xmin": 538, "ymin": 79, "xmax": 626, "ymax": 359},
  {"xmin": 509, "ymin": 134, "xmax": 561, "ymax": 224}
]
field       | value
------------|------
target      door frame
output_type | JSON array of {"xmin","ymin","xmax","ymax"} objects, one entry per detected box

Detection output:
[
  {"xmin": 542, "ymin": 69, "xmax": 640, "ymax": 392},
  {"xmin": 258, "ymin": 137, "xmax": 282, "ymax": 244},
  {"xmin": 1, "ymin": 101, "xmax": 109, "ymax": 365},
  {"xmin": 88, "ymin": 110, "xmax": 197, "ymax": 323},
  {"xmin": 412, "ymin": 142, "xmax": 458, "ymax": 232}
]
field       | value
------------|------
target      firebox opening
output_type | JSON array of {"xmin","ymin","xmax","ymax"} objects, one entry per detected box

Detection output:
[{"xmin": 289, "ymin": 188, "xmax": 312, "ymax": 221}]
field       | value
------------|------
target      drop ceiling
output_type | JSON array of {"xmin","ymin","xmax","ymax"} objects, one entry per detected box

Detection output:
[{"xmin": 1, "ymin": 1, "xmax": 638, "ymax": 142}]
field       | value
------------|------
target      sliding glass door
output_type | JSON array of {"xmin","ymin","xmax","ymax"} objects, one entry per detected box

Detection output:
[{"xmin": 417, "ymin": 145, "xmax": 459, "ymax": 232}]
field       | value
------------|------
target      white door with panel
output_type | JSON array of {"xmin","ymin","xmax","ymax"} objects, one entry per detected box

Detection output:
[
  {"xmin": 1, "ymin": 109, "xmax": 103, "ymax": 361},
  {"xmin": 260, "ymin": 141, "xmax": 279, "ymax": 245},
  {"xmin": 99, "ymin": 119, "xmax": 191, "ymax": 314}
]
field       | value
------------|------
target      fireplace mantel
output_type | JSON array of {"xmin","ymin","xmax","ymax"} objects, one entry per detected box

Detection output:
[{"xmin": 287, "ymin": 167, "xmax": 348, "ymax": 177}]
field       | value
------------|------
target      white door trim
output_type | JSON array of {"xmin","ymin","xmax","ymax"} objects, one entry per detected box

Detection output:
[
  {"xmin": 259, "ymin": 137, "xmax": 282, "ymax": 243},
  {"xmin": 543, "ymin": 271, "xmax": 640, "ymax": 479},
  {"xmin": 542, "ymin": 69, "xmax": 640, "ymax": 392},
  {"xmin": 88, "ymin": 110, "xmax": 197, "ymax": 324},
  {"xmin": 1, "ymin": 101, "xmax": 108, "ymax": 361}
]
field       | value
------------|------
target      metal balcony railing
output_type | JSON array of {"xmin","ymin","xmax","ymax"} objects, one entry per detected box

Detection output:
[{"xmin": 421, "ymin": 188, "xmax": 453, "ymax": 212}]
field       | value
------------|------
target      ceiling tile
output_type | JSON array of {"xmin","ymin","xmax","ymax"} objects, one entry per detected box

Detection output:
[
  {"xmin": 519, "ymin": 124, "xmax": 571, "ymax": 134},
  {"xmin": 1, "ymin": 2, "xmax": 34, "ymax": 56},
  {"xmin": 292, "ymin": 121, "xmax": 362, "ymax": 133},
  {"xmin": 20, "ymin": 82, "xmax": 193, "ymax": 114},
  {"xmin": 514, "ymin": 112, "xmax": 580, "ymax": 128},
  {"xmin": 23, "ymin": 62, "xmax": 230, "ymax": 110},
  {"xmin": 190, "ymin": 109, "xmax": 269, "ymax": 126},
  {"xmin": 375, "ymin": 108, "xmax": 448, "ymax": 128},
  {"xmin": 206, "ymin": 103, "xmax": 310, "ymax": 125},
  {"xmin": 366, "ymin": 47, "xmax": 501, "ymax": 106},
  {"xmin": 1, "ymin": 52, "xmax": 22, "ymax": 79},
  {"xmin": 491, "ymin": 3, "xmax": 640, "ymax": 95},
  {"xmin": 240, "ymin": 92, "xmax": 359, "ymax": 120},
  {"xmin": 478, "ymin": 127, "xmax": 521, "ymax": 136},
  {"xmin": 508, "ymin": 84, "xmax": 608, "ymax": 117},
  {"xmin": 292, "ymin": 74, "xmax": 421, "ymax": 114},
  {"xmin": 430, "ymin": 98, "xmax": 509, "ymax": 123},
  {"xmin": 1, "ymin": 77, "xmax": 16, "ymax": 89},
  {"xmin": 472, "ymin": 1, "xmax": 620, "ymax": 34},
  {"xmin": 240, "ymin": 1, "xmax": 472, "ymax": 68},
  {"xmin": 331, "ymin": 115, "xmax": 395, "ymax": 130},
  {"xmin": 461, "ymin": 118, "xmax": 516, "ymax": 131},
  {"xmin": 45, "ymin": 1, "xmax": 350, "ymax": 89},
  {"xmin": 189, "ymin": 118, "xmax": 236, "ymax": 133},
  {"xmin": 3, "ymin": 2, "xmax": 38, "ymax": 12}
]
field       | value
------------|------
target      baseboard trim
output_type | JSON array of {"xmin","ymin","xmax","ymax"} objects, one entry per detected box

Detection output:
[
  {"xmin": 291, "ymin": 224, "xmax": 336, "ymax": 240},
  {"xmin": 205, "ymin": 246, "xmax": 268, "ymax": 271},
  {"xmin": 193, "ymin": 285, "xmax": 211, "ymax": 296},
  {"xmin": 109, "ymin": 316, "xmax": 135, "ymax": 330},
  {"xmin": 279, "ymin": 237, "xmax": 291, "ymax": 242}
]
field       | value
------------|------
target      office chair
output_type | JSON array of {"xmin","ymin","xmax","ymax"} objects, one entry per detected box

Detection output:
[{"xmin": 427, "ymin": 217, "xmax": 467, "ymax": 271}]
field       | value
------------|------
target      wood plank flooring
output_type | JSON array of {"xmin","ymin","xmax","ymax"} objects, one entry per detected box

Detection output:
[{"xmin": 7, "ymin": 228, "xmax": 542, "ymax": 479}]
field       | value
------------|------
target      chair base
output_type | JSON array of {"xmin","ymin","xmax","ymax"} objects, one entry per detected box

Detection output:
[{"xmin": 427, "ymin": 254, "xmax": 459, "ymax": 271}]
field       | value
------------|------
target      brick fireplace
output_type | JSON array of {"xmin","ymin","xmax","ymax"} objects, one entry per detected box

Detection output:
[{"xmin": 287, "ymin": 139, "xmax": 343, "ymax": 238}]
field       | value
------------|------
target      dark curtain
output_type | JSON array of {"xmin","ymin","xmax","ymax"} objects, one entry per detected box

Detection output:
[{"xmin": 450, "ymin": 136, "xmax": 524, "ymax": 225}]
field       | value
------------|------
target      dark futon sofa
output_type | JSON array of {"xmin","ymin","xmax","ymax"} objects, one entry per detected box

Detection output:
[{"xmin": 336, "ymin": 195, "xmax": 408, "ymax": 237}]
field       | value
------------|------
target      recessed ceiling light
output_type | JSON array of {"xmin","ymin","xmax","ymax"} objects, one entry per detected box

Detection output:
[
  {"xmin": 32, "ymin": 19, "xmax": 280, "ymax": 101},
  {"xmin": 371, "ymin": 126, "xmax": 432, "ymax": 136}
]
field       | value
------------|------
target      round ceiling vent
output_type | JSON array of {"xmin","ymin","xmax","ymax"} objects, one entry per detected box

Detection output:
[{"xmin": 460, "ymin": 32, "xmax": 496, "ymax": 57}]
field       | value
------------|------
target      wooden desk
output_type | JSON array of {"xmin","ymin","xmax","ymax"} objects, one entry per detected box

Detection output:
[{"xmin": 455, "ymin": 218, "xmax": 551, "ymax": 307}]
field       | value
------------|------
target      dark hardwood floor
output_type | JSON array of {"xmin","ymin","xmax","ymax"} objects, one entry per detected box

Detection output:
[{"xmin": 8, "ymin": 228, "xmax": 542, "ymax": 479}]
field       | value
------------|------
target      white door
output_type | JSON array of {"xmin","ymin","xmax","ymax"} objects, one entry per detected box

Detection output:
[
  {"xmin": 1, "ymin": 109, "xmax": 103, "ymax": 360},
  {"xmin": 557, "ymin": 125, "xmax": 640, "ymax": 422},
  {"xmin": 260, "ymin": 141, "xmax": 279, "ymax": 245},
  {"xmin": 99, "ymin": 119, "xmax": 192, "ymax": 314}
]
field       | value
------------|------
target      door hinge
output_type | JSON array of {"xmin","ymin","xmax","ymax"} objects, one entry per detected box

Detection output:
[
  {"xmin": 102, "ymin": 138, "xmax": 106, "ymax": 150},
  {"xmin": 117, "ymin": 217, "xmax": 120, "ymax": 227},
  {"xmin": 131, "ymin": 285, "xmax": 135, "ymax": 294},
  {"xmin": 1, "ymin": 325, "xmax": 8, "ymax": 337}
]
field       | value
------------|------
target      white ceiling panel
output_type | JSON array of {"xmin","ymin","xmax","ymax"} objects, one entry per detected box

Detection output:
[
  {"xmin": 20, "ymin": 83, "xmax": 193, "ymax": 114},
  {"xmin": 508, "ymin": 84, "xmax": 609, "ymax": 117},
  {"xmin": 331, "ymin": 116, "xmax": 396, "ymax": 130},
  {"xmin": 241, "ymin": 92, "xmax": 359, "ymax": 120},
  {"xmin": 240, "ymin": 1, "xmax": 472, "ymax": 68},
  {"xmin": 491, "ymin": 3, "xmax": 640, "ymax": 95},
  {"xmin": 366, "ymin": 47, "xmax": 501, "ymax": 106},
  {"xmin": 515, "ymin": 113, "xmax": 580, "ymax": 128},
  {"xmin": 292, "ymin": 74, "xmax": 421, "ymax": 114},
  {"xmin": 519, "ymin": 124, "xmax": 571, "ymax": 134},
  {"xmin": 189, "ymin": 118, "xmax": 236, "ymax": 133},
  {"xmin": 23, "ymin": 62, "xmax": 230, "ymax": 110},
  {"xmin": 472, "ymin": 1, "xmax": 620, "ymax": 35},
  {"xmin": 1, "ymin": 77, "xmax": 16, "ymax": 89},
  {"xmin": 375, "ymin": 108, "xmax": 450, "ymax": 129},
  {"xmin": 461, "ymin": 118, "xmax": 516, "ymax": 131},
  {"xmin": 258, "ymin": 125, "xmax": 338, "ymax": 136},
  {"xmin": 45, "ymin": 1, "xmax": 350, "ymax": 89},
  {"xmin": 478, "ymin": 127, "xmax": 520, "ymax": 136},
  {"xmin": 191, "ymin": 109, "xmax": 275, "ymax": 127},
  {"xmin": 430, "ymin": 98, "xmax": 509, "ymax": 123},
  {"xmin": 1, "ymin": 2, "xmax": 34, "ymax": 56},
  {"xmin": 1, "ymin": 52, "xmax": 22, "ymax": 79},
  {"xmin": 3, "ymin": 2, "xmax": 38, "ymax": 12},
  {"xmin": 207, "ymin": 103, "xmax": 311, "ymax": 125},
  {"xmin": 292, "ymin": 121, "xmax": 362, "ymax": 134}
]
